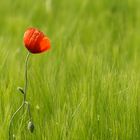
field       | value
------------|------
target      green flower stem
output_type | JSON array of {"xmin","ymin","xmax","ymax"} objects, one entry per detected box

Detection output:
[
  {"xmin": 24, "ymin": 52, "xmax": 30, "ymax": 102},
  {"xmin": 9, "ymin": 52, "xmax": 32, "ymax": 140},
  {"xmin": 8, "ymin": 103, "xmax": 25, "ymax": 139},
  {"xmin": 25, "ymin": 101, "xmax": 32, "ymax": 121}
]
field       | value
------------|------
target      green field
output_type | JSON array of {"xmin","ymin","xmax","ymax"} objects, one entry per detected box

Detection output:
[{"xmin": 0, "ymin": 0, "xmax": 140, "ymax": 139}]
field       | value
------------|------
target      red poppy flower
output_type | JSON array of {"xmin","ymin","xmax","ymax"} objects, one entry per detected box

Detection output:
[{"xmin": 23, "ymin": 27, "xmax": 51, "ymax": 53}]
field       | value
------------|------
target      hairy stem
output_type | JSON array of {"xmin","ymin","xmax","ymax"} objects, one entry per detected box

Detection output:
[
  {"xmin": 8, "ymin": 103, "xmax": 25, "ymax": 139},
  {"xmin": 9, "ymin": 52, "xmax": 31, "ymax": 140},
  {"xmin": 25, "ymin": 101, "xmax": 32, "ymax": 121},
  {"xmin": 24, "ymin": 52, "xmax": 30, "ymax": 102}
]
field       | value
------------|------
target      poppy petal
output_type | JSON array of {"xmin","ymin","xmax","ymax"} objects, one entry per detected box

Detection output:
[{"xmin": 39, "ymin": 37, "xmax": 51, "ymax": 52}]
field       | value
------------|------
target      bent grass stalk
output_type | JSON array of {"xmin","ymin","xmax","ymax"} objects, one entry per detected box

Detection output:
[{"xmin": 9, "ymin": 52, "xmax": 34, "ymax": 139}]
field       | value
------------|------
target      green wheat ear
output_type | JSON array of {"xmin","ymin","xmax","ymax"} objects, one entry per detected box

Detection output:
[{"xmin": 9, "ymin": 52, "xmax": 34, "ymax": 140}]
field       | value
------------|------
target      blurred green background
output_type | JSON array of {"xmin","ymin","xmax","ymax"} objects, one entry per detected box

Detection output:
[{"xmin": 0, "ymin": 0, "xmax": 140, "ymax": 139}]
